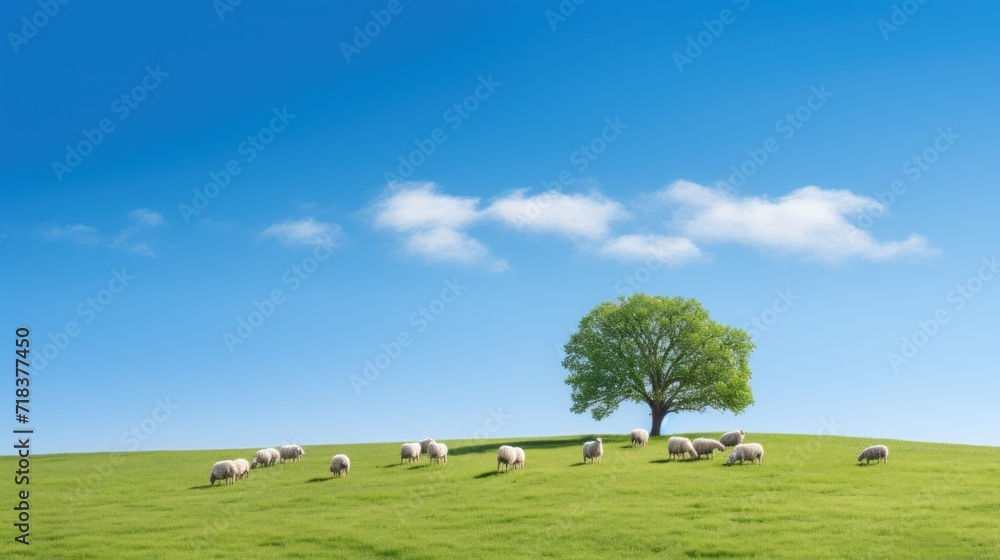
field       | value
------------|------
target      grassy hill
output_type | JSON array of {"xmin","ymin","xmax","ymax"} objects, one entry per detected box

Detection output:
[{"xmin": 4, "ymin": 433, "xmax": 999, "ymax": 559}]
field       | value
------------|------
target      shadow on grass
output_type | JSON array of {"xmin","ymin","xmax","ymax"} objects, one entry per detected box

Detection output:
[
  {"xmin": 856, "ymin": 462, "xmax": 885, "ymax": 467},
  {"xmin": 650, "ymin": 458, "xmax": 701, "ymax": 464},
  {"xmin": 450, "ymin": 437, "xmax": 587, "ymax": 456},
  {"xmin": 474, "ymin": 470, "xmax": 513, "ymax": 479},
  {"xmin": 306, "ymin": 477, "xmax": 332, "ymax": 483}
]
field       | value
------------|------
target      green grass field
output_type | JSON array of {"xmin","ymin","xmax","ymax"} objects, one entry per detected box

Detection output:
[{"xmin": 3, "ymin": 433, "xmax": 999, "ymax": 559}]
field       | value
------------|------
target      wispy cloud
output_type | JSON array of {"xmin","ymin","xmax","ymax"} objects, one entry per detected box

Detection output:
[
  {"xmin": 599, "ymin": 234, "xmax": 702, "ymax": 265},
  {"xmin": 46, "ymin": 209, "xmax": 167, "ymax": 256},
  {"xmin": 112, "ymin": 208, "xmax": 167, "ymax": 253},
  {"xmin": 486, "ymin": 189, "xmax": 626, "ymax": 240},
  {"xmin": 260, "ymin": 218, "xmax": 341, "ymax": 248},
  {"xmin": 46, "ymin": 224, "xmax": 101, "ymax": 245},
  {"xmin": 129, "ymin": 208, "xmax": 165, "ymax": 227},
  {"xmin": 371, "ymin": 182, "xmax": 507, "ymax": 272},
  {"xmin": 661, "ymin": 180, "xmax": 940, "ymax": 262}
]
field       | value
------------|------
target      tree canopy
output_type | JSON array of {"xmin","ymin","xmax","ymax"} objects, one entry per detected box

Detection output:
[{"xmin": 562, "ymin": 293, "xmax": 754, "ymax": 436}]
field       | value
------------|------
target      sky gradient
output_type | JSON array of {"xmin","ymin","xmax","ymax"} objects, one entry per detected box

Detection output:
[{"xmin": 2, "ymin": 1, "xmax": 999, "ymax": 454}]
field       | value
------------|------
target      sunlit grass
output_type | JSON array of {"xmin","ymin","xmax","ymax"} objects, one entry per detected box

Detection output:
[{"xmin": 4, "ymin": 433, "xmax": 998, "ymax": 558}]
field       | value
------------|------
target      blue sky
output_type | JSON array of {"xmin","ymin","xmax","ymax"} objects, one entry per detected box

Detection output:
[{"xmin": 2, "ymin": 1, "xmax": 998, "ymax": 454}]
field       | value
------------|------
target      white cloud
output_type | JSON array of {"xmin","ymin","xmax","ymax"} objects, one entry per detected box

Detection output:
[
  {"xmin": 486, "ymin": 189, "xmax": 627, "ymax": 240},
  {"xmin": 46, "ymin": 224, "xmax": 101, "ymax": 245},
  {"xmin": 404, "ymin": 227, "xmax": 508, "ymax": 272},
  {"xmin": 372, "ymin": 182, "xmax": 507, "ymax": 271},
  {"xmin": 46, "ymin": 209, "xmax": 167, "ymax": 256},
  {"xmin": 370, "ymin": 183, "xmax": 628, "ymax": 271},
  {"xmin": 600, "ymin": 234, "xmax": 702, "ymax": 266},
  {"xmin": 112, "ymin": 209, "xmax": 168, "ymax": 253},
  {"xmin": 366, "ymin": 179, "xmax": 935, "ymax": 270},
  {"xmin": 261, "ymin": 218, "xmax": 341, "ymax": 247},
  {"xmin": 373, "ymin": 182, "xmax": 480, "ymax": 231},
  {"xmin": 662, "ymin": 180, "xmax": 940, "ymax": 262},
  {"xmin": 126, "ymin": 242, "xmax": 156, "ymax": 257},
  {"xmin": 128, "ymin": 208, "xmax": 165, "ymax": 227}
]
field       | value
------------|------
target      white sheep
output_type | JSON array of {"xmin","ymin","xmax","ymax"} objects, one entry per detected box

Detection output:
[
  {"xmin": 582, "ymin": 438, "xmax": 604, "ymax": 463},
  {"xmin": 251, "ymin": 448, "xmax": 278, "ymax": 469},
  {"xmin": 497, "ymin": 445, "xmax": 517, "ymax": 472},
  {"xmin": 858, "ymin": 445, "xmax": 889, "ymax": 465},
  {"xmin": 513, "ymin": 447, "xmax": 525, "ymax": 470},
  {"xmin": 630, "ymin": 428, "xmax": 649, "ymax": 447},
  {"xmin": 667, "ymin": 436, "xmax": 699, "ymax": 460},
  {"xmin": 428, "ymin": 442, "xmax": 449, "ymax": 464},
  {"xmin": 726, "ymin": 443, "xmax": 764, "ymax": 465},
  {"xmin": 418, "ymin": 438, "xmax": 436, "ymax": 454},
  {"xmin": 330, "ymin": 454, "xmax": 351, "ymax": 477},
  {"xmin": 210, "ymin": 460, "xmax": 238, "ymax": 486},
  {"xmin": 233, "ymin": 458, "xmax": 250, "ymax": 480},
  {"xmin": 692, "ymin": 438, "xmax": 725, "ymax": 459},
  {"xmin": 279, "ymin": 445, "xmax": 305, "ymax": 463},
  {"xmin": 400, "ymin": 442, "xmax": 420, "ymax": 463},
  {"xmin": 719, "ymin": 430, "xmax": 746, "ymax": 447}
]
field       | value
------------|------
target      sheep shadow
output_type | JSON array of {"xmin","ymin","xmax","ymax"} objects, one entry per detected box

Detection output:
[
  {"xmin": 650, "ymin": 458, "xmax": 700, "ymax": 464},
  {"xmin": 188, "ymin": 485, "xmax": 216, "ymax": 490},
  {"xmin": 856, "ymin": 462, "xmax": 884, "ymax": 467},
  {"xmin": 306, "ymin": 477, "xmax": 332, "ymax": 483},
  {"xmin": 474, "ymin": 470, "xmax": 513, "ymax": 479},
  {"xmin": 450, "ymin": 437, "xmax": 587, "ymax": 456}
]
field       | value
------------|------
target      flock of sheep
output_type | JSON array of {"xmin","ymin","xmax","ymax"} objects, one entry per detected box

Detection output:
[
  {"xmin": 643, "ymin": 429, "xmax": 765, "ymax": 465},
  {"xmin": 401, "ymin": 438, "xmax": 449, "ymax": 465},
  {"xmin": 209, "ymin": 444, "xmax": 304, "ymax": 485},
  {"xmin": 208, "ymin": 431, "xmax": 890, "ymax": 485}
]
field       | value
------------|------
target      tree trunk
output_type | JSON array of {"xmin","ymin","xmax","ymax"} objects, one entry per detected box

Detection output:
[{"xmin": 649, "ymin": 404, "xmax": 668, "ymax": 437}]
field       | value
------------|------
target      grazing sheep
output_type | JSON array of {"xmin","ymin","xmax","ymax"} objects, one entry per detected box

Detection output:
[
  {"xmin": 513, "ymin": 447, "xmax": 525, "ymax": 470},
  {"xmin": 719, "ymin": 430, "xmax": 746, "ymax": 447},
  {"xmin": 233, "ymin": 458, "xmax": 250, "ymax": 480},
  {"xmin": 726, "ymin": 443, "xmax": 764, "ymax": 466},
  {"xmin": 667, "ymin": 437, "xmax": 699, "ymax": 460},
  {"xmin": 858, "ymin": 445, "xmax": 889, "ymax": 465},
  {"xmin": 251, "ymin": 448, "xmax": 279, "ymax": 469},
  {"xmin": 497, "ymin": 445, "xmax": 517, "ymax": 472},
  {"xmin": 428, "ymin": 442, "xmax": 449, "ymax": 464},
  {"xmin": 330, "ymin": 454, "xmax": 351, "ymax": 477},
  {"xmin": 692, "ymin": 438, "xmax": 726, "ymax": 459},
  {"xmin": 418, "ymin": 438, "xmax": 436, "ymax": 454},
  {"xmin": 400, "ymin": 442, "xmax": 420, "ymax": 463},
  {"xmin": 210, "ymin": 460, "xmax": 238, "ymax": 486},
  {"xmin": 279, "ymin": 445, "xmax": 305, "ymax": 463},
  {"xmin": 582, "ymin": 438, "xmax": 604, "ymax": 464},
  {"xmin": 630, "ymin": 428, "xmax": 649, "ymax": 447}
]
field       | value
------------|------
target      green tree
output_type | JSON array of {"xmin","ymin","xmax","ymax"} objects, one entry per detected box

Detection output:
[{"xmin": 562, "ymin": 293, "xmax": 754, "ymax": 437}]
